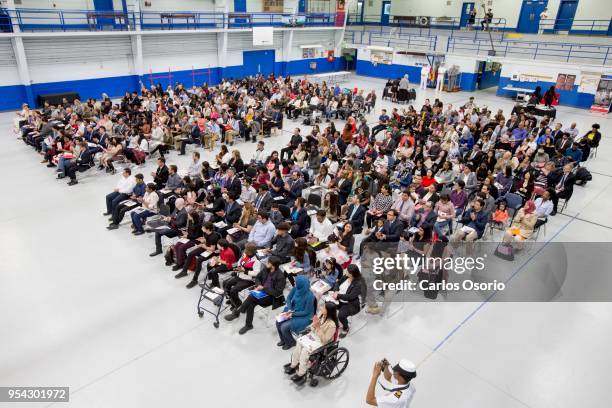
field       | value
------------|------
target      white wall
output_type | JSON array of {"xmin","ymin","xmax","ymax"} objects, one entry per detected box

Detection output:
[
  {"xmin": 138, "ymin": 0, "xmax": 215, "ymax": 12},
  {"xmin": 497, "ymin": 57, "xmax": 610, "ymax": 82},
  {"xmin": 573, "ymin": 0, "xmax": 612, "ymax": 29}
]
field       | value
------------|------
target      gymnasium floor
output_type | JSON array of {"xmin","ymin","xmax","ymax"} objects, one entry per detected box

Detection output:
[{"xmin": 0, "ymin": 75, "xmax": 610, "ymax": 408}]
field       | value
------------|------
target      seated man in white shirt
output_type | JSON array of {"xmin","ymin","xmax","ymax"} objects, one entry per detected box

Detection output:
[
  {"xmin": 534, "ymin": 190, "xmax": 553, "ymax": 228},
  {"xmin": 103, "ymin": 167, "xmax": 136, "ymax": 216},
  {"xmin": 251, "ymin": 141, "xmax": 267, "ymax": 165},
  {"xmin": 187, "ymin": 151, "xmax": 201, "ymax": 179},
  {"xmin": 308, "ymin": 210, "xmax": 335, "ymax": 248},
  {"xmin": 240, "ymin": 177, "xmax": 258, "ymax": 203}
]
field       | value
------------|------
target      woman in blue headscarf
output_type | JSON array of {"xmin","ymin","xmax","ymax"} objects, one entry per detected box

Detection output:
[{"xmin": 275, "ymin": 275, "xmax": 315, "ymax": 350}]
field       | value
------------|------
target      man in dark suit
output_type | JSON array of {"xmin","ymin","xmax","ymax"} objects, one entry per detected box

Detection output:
[
  {"xmin": 280, "ymin": 128, "xmax": 303, "ymax": 160},
  {"xmin": 253, "ymin": 185, "xmax": 272, "ymax": 212},
  {"xmin": 151, "ymin": 157, "xmax": 169, "ymax": 189},
  {"xmin": 221, "ymin": 193, "xmax": 242, "ymax": 226},
  {"xmin": 358, "ymin": 209, "xmax": 403, "ymax": 256},
  {"xmin": 380, "ymin": 131, "xmax": 397, "ymax": 152},
  {"xmin": 149, "ymin": 198, "xmax": 188, "ymax": 256},
  {"xmin": 66, "ymin": 141, "xmax": 93, "ymax": 186},
  {"xmin": 336, "ymin": 174, "xmax": 353, "ymax": 206},
  {"xmin": 410, "ymin": 201, "xmax": 438, "ymax": 231},
  {"xmin": 332, "ymin": 133, "xmax": 347, "ymax": 156},
  {"xmin": 550, "ymin": 163, "xmax": 575, "ymax": 215},
  {"xmin": 343, "ymin": 195, "xmax": 366, "ymax": 234},
  {"xmin": 224, "ymin": 167, "xmax": 242, "ymax": 198},
  {"xmin": 465, "ymin": 144, "xmax": 485, "ymax": 168},
  {"xmin": 284, "ymin": 171, "xmax": 304, "ymax": 206}
]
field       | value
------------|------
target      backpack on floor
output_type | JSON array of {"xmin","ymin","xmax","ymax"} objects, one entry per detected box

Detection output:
[{"xmin": 575, "ymin": 167, "xmax": 592, "ymax": 185}]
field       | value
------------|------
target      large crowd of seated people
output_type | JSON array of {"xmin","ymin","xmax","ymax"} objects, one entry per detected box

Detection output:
[{"xmin": 12, "ymin": 73, "xmax": 603, "ymax": 385}]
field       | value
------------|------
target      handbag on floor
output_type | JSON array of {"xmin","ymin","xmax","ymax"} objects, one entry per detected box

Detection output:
[{"xmin": 494, "ymin": 243, "xmax": 514, "ymax": 261}]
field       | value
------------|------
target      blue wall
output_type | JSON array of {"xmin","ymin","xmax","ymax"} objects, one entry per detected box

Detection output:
[
  {"xmin": 460, "ymin": 72, "xmax": 477, "ymax": 91},
  {"xmin": 1, "ymin": 57, "xmax": 345, "ymax": 111},
  {"xmin": 497, "ymin": 77, "xmax": 594, "ymax": 108},
  {"xmin": 480, "ymin": 69, "xmax": 501, "ymax": 89},
  {"xmin": 357, "ymin": 59, "xmax": 480, "ymax": 92},
  {"xmin": 0, "ymin": 85, "xmax": 27, "ymax": 111}
]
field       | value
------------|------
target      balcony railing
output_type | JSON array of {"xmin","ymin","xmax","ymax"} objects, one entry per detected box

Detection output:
[
  {"xmin": 345, "ymin": 30, "xmax": 437, "ymax": 52},
  {"xmin": 0, "ymin": 8, "xmax": 340, "ymax": 33},
  {"xmin": 447, "ymin": 37, "xmax": 611, "ymax": 65},
  {"xmin": 537, "ymin": 18, "xmax": 611, "ymax": 36}
]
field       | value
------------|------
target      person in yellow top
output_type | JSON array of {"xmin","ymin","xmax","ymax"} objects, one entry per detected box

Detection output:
[{"xmin": 503, "ymin": 200, "xmax": 538, "ymax": 242}]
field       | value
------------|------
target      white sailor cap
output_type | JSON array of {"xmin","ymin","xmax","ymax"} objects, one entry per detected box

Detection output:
[{"xmin": 393, "ymin": 359, "xmax": 417, "ymax": 378}]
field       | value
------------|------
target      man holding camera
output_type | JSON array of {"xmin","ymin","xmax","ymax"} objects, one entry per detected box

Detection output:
[{"xmin": 366, "ymin": 358, "xmax": 416, "ymax": 407}]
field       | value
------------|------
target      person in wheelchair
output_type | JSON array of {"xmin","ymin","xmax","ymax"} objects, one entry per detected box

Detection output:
[{"xmin": 284, "ymin": 302, "xmax": 339, "ymax": 385}]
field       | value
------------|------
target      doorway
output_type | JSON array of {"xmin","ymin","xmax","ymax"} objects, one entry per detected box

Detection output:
[
  {"xmin": 380, "ymin": 1, "xmax": 391, "ymax": 26},
  {"xmin": 517, "ymin": 0, "xmax": 548, "ymax": 34},
  {"xmin": 477, "ymin": 60, "xmax": 502, "ymax": 90},
  {"xmin": 459, "ymin": 2, "xmax": 475, "ymax": 28},
  {"xmin": 554, "ymin": 0, "xmax": 578, "ymax": 31},
  {"xmin": 243, "ymin": 50, "xmax": 276, "ymax": 77}
]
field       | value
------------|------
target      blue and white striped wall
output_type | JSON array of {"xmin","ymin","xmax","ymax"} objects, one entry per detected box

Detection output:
[{"xmin": 0, "ymin": 28, "xmax": 345, "ymax": 111}]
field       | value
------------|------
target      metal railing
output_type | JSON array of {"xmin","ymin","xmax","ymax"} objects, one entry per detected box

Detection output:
[
  {"xmin": 537, "ymin": 18, "xmax": 611, "ymax": 36},
  {"xmin": 345, "ymin": 30, "xmax": 437, "ymax": 52},
  {"xmin": 0, "ymin": 8, "xmax": 339, "ymax": 32},
  {"xmin": 447, "ymin": 37, "xmax": 611, "ymax": 65}
]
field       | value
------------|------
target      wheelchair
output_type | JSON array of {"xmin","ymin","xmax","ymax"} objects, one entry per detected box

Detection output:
[{"xmin": 290, "ymin": 329, "xmax": 350, "ymax": 387}]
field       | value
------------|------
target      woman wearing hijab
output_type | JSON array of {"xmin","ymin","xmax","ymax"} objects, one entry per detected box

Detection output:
[
  {"xmin": 503, "ymin": 200, "xmax": 538, "ymax": 242},
  {"xmin": 275, "ymin": 275, "xmax": 315, "ymax": 350}
]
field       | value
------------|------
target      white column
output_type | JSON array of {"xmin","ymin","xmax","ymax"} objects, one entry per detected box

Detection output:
[
  {"xmin": 214, "ymin": 0, "xmax": 230, "ymax": 81},
  {"xmin": 6, "ymin": 0, "xmax": 35, "ymax": 106},
  {"xmin": 132, "ymin": 0, "xmax": 141, "ymax": 31},
  {"xmin": 129, "ymin": 1, "xmax": 144, "ymax": 89},
  {"xmin": 282, "ymin": 0, "xmax": 299, "ymax": 76}
]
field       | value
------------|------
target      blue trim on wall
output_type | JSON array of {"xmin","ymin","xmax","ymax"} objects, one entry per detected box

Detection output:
[
  {"xmin": 497, "ymin": 77, "xmax": 594, "ymax": 109},
  {"xmin": 30, "ymin": 74, "xmax": 139, "ymax": 105},
  {"xmin": 480, "ymin": 69, "xmax": 501, "ymax": 89},
  {"xmin": 460, "ymin": 72, "xmax": 477, "ymax": 91},
  {"xmin": 2, "ymin": 57, "xmax": 348, "ymax": 111},
  {"xmin": 0, "ymin": 85, "xmax": 27, "ymax": 111}
]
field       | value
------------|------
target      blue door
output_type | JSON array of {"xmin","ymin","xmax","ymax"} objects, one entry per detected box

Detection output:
[
  {"xmin": 380, "ymin": 1, "xmax": 391, "ymax": 26},
  {"xmin": 459, "ymin": 2, "xmax": 475, "ymax": 27},
  {"xmin": 554, "ymin": 0, "xmax": 577, "ymax": 31},
  {"xmin": 243, "ymin": 50, "xmax": 275, "ymax": 77},
  {"xmin": 298, "ymin": 0, "xmax": 307, "ymax": 13},
  {"xmin": 517, "ymin": 0, "xmax": 548, "ymax": 33},
  {"xmin": 93, "ymin": 0, "xmax": 115, "ymax": 27},
  {"xmin": 234, "ymin": 0, "xmax": 246, "ymax": 12}
]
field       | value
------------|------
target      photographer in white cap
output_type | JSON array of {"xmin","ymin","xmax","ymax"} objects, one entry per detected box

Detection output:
[{"xmin": 366, "ymin": 358, "xmax": 416, "ymax": 407}]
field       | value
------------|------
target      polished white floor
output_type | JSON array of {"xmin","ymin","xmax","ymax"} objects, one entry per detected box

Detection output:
[{"xmin": 0, "ymin": 75, "xmax": 611, "ymax": 408}]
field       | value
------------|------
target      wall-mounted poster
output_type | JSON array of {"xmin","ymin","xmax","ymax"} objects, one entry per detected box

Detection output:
[
  {"xmin": 591, "ymin": 76, "xmax": 611, "ymax": 113},
  {"xmin": 556, "ymin": 73, "xmax": 576, "ymax": 91},
  {"xmin": 302, "ymin": 48, "xmax": 315, "ymax": 59},
  {"xmin": 578, "ymin": 72, "xmax": 601, "ymax": 94}
]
